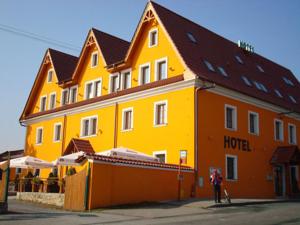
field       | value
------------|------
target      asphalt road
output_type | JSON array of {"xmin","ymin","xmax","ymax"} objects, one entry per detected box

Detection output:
[{"xmin": 0, "ymin": 198, "xmax": 300, "ymax": 225}]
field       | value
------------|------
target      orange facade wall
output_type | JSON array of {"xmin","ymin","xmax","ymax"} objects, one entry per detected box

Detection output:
[
  {"xmin": 88, "ymin": 162, "xmax": 194, "ymax": 209},
  {"xmin": 196, "ymin": 89, "xmax": 300, "ymax": 199}
]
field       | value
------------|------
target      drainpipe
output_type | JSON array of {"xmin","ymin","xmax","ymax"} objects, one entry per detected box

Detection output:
[
  {"xmin": 113, "ymin": 102, "xmax": 119, "ymax": 148},
  {"xmin": 194, "ymin": 78, "xmax": 215, "ymax": 197},
  {"xmin": 60, "ymin": 114, "xmax": 67, "ymax": 179},
  {"xmin": 84, "ymin": 161, "xmax": 91, "ymax": 210}
]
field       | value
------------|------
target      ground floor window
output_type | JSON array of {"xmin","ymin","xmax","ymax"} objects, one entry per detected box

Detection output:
[
  {"xmin": 226, "ymin": 155, "xmax": 237, "ymax": 180},
  {"xmin": 153, "ymin": 151, "xmax": 167, "ymax": 163}
]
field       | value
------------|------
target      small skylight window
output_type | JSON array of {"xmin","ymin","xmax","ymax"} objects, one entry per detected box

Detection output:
[
  {"xmin": 204, "ymin": 60, "xmax": 215, "ymax": 72},
  {"xmin": 289, "ymin": 95, "xmax": 297, "ymax": 103},
  {"xmin": 187, "ymin": 32, "xmax": 197, "ymax": 43},
  {"xmin": 217, "ymin": 67, "xmax": 228, "ymax": 77},
  {"xmin": 235, "ymin": 55, "xmax": 243, "ymax": 64},
  {"xmin": 253, "ymin": 81, "xmax": 268, "ymax": 93},
  {"xmin": 274, "ymin": 89, "xmax": 283, "ymax": 98},
  {"xmin": 283, "ymin": 77, "xmax": 294, "ymax": 86},
  {"xmin": 241, "ymin": 76, "xmax": 252, "ymax": 86},
  {"xmin": 260, "ymin": 83, "xmax": 268, "ymax": 93},
  {"xmin": 257, "ymin": 65, "xmax": 264, "ymax": 73},
  {"xmin": 253, "ymin": 81, "xmax": 261, "ymax": 90}
]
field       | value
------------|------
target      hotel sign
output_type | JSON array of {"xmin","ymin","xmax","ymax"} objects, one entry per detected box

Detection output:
[{"xmin": 224, "ymin": 135, "xmax": 251, "ymax": 152}]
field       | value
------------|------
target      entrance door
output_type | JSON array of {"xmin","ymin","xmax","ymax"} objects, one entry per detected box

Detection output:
[
  {"xmin": 290, "ymin": 166, "xmax": 299, "ymax": 194},
  {"xmin": 274, "ymin": 165, "xmax": 285, "ymax": 197}
]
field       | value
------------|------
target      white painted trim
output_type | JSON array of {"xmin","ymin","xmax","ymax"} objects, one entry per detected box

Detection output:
[
  {"xmin": 148, "ymin": 28, "xmax": 158, "ymax": 48},
  {"xmin": 53, "ymin": 122, "xmax": 62, "ymax": 143},
  {"xmin": 39, "ymin": 95, "xmax": 47, "ymax": 112},
  {"xmin": 120, "ymin": 68, "xmax": 132, "ymax": 90},
  {"xmin": 138, "ymin": 62, "xmax": 151, "ymax": 85},
  {"xmin": 225, "ymin": 154, "xmax": 238, "ymax": 181},
  {"xmin": 153, "ymin": 100, "xmax": 168, "ymax": 127},
  {"xmin": 109, "ymin": 73, "xmax": 120, "ymax": 93},
  {"xmin": 288, "ymin": 123, "xmax": 297, "ymax": 145},
  {"xmin": 84, "ymin": 78, "xmax": 102, "ymax": 99},
  {"xmin": 155, "ymin": 57, "xmax": 168, "ymax": 81},
  {"xmin": 80, "ymin": 115, "xmax": 98, "ymax": 138},
  {"xmin": 60, "ymin": 88, "xmax": 69, "ymax": 106},
  {"xmin": 48, "ymin": 92, "xmax": 56, "ymax": 110},
  {"xmin": 153, "ymin": 150, "xmax": 167, "ymax": 163},
  {"xmin": 47, "ymin": 69, "xmax": 54, "ymax": 83},
  {"xmin": 224, "ymin": 104, "xmax": 237, "ymax": 131},
  {"xmin": 91, "ymin": 51, "xmax": 98, "ymax": 68},
  {"xmin": 35, "ymin": 127, "xmax": 43, "ymax": 145},
  {"xmin": 121, "ymin": 107, "xmax": 134, "ymax": 131},
  {"xmin": 274, "ymin": 119, "xmax": 284, "ymax": 142},
  {"xmin": 69, "ymin": 85, "xmax": 78, "ymax": 103},
  {"xmin": 248, "ymin": 111, "xmax": 259, "ymax": 136}
]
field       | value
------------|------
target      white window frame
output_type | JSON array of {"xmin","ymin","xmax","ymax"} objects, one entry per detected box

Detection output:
[
  {"xmin": 139, "ymin": 62, "xmax": 151, "ymax": 85},
  {"xmin": 274, "ymin": 119, "xmax": 284, "ymax": 142},
  {"xmin": 226, "ymin": 154, "xmax": 238, "ymax": 181},
  {"xmin": 121, "ymin": 107, "xmax": 134, "ymax": 131},
  {"xmin": 153, "ymin": 150, "xmax": 167, "ymax": 163},
  {"xmin": 47, "ymin": 69, "xmax": 54, "ymax": 83},
  {"xmin": 69, "ymin": 85, "xmax": 78, "ymax": 103},
  {"xmin": 248, "ymin": 111, "xmax": 259, "ymax": 135},
  {"xmin": 60, "ymin": 88, "xmax": 69, "ymax": 106},
  {"xmin": 84, "ymin": 78, "xmax": 102, "ymax": 99},
  {"xmin": 153, "ymin": 100, "xmax": 168, "ymax": 127},
  {"xmin": 224, "ymin": 104, "xmax": 237, "ymax": 131},
  {"xmin": 288, "ymin": 123, "xmax": 297, "ymax": 145},
  {"xmin": 53, "ymin": 123, "xmax": 62, "ymax": 143},
  {"xmin": 91, "ymin": 51, "xmax": 98, "ymax": 68},
  {"xmin": 148, "ymin": 28, "xmax": 158, "ymax": 48},
  {"xmin": 40, "ymin": 95, "xmax": 47, "ymax": 112},
  {"xmin": 109, "ymin": 73, "xmax": 120, "ymax": 93},
  {"xmin": 36, "ymin": 127, "xmax": 43, "ymax": 145},
  {"xmin": 120, "ymin": 68, "xmax": 132, "ymax": 90},
  {"xmin": 80, "ymin": 115, "xmax": 98, "ymax": 138},
  {"xmin": 48, "ymin": 92, "xmax": 56, "ymax": 110},
  {"xmin": 155, "ymin": 57, "xmax": 168, "ymax": 81}
]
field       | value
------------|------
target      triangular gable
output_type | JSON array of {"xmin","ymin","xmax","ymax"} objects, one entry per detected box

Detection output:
[{"xmin": 63, "ymin": 138, "xmax": 95, "ymax": 156}]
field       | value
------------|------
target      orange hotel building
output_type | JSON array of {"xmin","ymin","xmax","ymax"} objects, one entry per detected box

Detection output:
[{"xmin": 20, "ymin": 1, "xmax": 300, "ymax": 199}]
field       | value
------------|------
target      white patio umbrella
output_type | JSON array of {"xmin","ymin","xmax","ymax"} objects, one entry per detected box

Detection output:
[
  {"xmin": 53, "ymin": 151, "xmax": 86, "ymax": 166},
  {"xmin": 97, "ymin": 147, "xmax": 159, "ymax": 162},
  {"xmin": 10, "ymin": 156, "xmax": 54, "ymax": 169}
]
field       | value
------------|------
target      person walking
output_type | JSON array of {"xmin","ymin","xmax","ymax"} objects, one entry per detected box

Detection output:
[{"xmin": 210, "ymin": 169, "xmax": 223, "ymax": 203}]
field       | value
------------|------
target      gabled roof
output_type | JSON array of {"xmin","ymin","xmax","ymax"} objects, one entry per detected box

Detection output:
[
  {"xmin": 48, "ymin": 48, "xmax": 78, "ymax": 83},
  {"xmin": 92, "ymin": 28, "xmax": 130, "ymax": 65},
  {"xmin": 150, "ymin": 1, "xmax": 300, "ymax": 113},
  {"xmin": 270, "ymin": 146, "xmax": 300, "ymax": 164},
  {"xmin": 64, "ymin": 138, "xmax": 95, "ymax": 156}
]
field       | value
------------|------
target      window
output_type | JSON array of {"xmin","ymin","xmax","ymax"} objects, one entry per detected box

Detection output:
[
  {"xmin": 121, "ymin": 69, "xmax": 131, "ymax": 90},
  {"xmin": 16, "ymin": 168, "xmax": 22, "ymax": 174},
  {"xmin": 225, "ymin": 104, "xmax": 237, "ymax": 130},
  {"xmin": 274, "ymin": 119, "xmax": 284, "ymax": 141},
  {"xmin": 110, "ymin": 74, "xmax": 119, "ymax": 93},
  {"xmin": 36, "ymin": 127, "xmax": 43, "ymax": 145},
  {"xmin": 85, "ymin": 79, "xmax": 101, "ymax": 99},
  {"xmin": 139, "ymin": 63, "xmax": 150, "ymax": 85},
  {"xmin": 61, "ymin": 89, "xmax": 69, "ymax": 106},
  {"xmin": 253, "ymin": 81, "xmax": 268, "ymax": 93},
  {"xmin": 217, "ymin": 66, "xmax": 228, "ymax": 77},
  {"xmin": 47, "ymin": 70, "xmax": 53, "ymax": 83},
  {"xmin": 241, "ymin": 76, "xmax": 252, "ymax": 86},
  {"xmin": 155, "ymin": 58, "xmax": 167, "ymax": 81},
  {"xmin": 53, "ymin": 123, "xmax": 62, "ymax": 142},
  {"xmin": 289, "ymin": 95, "xmax": 297, "ymax": 104},
  {"xmin": 248, "ymin": 111, "xmax": 259, "ymax": 135},
  {"xmin": 122, "ymin": 108, "xmax": 133, "ymax": 131},
  {"xmin": 204, "ymin": 60, "xmax": 215, "ymax": 72},
  {"xmin": 69, "ymin": 86, "xmax": 78, "ymax": 103},
  {"xmin": 283, "ymin": 77, "xmax": 294, "ymax": 86},
  {"xmin": 40, "ymin": 96, "xmax": 47, "ymax": 112},
  {"xmin": 153, "ymin": 151, "xmax": 166, "ymax": 163},
  {"xmin": 257, "ymin": 65, "xmax": 264, "ymax": 73},
  {"xmin": 149, "ymin": 28, "xmax": 158, "ymax": 47},
  {"xmin": 91, "ymin": 52, "xmax": 98, "ymax": 68},
  {"xmin": 187, "ymin": 32, "xmax": 197, "ymax": 43},
  {"xmin": 49, "ymin": 93, "xmax": 56, "ymax": 110},
  {"xmin": 226, "ymin": 155, "xmax": 238, "ymax": 180},
  {"xmin": 154, "ymin": 100, "xmax": 168, "ymax": 126},
  {"xmin": 81, "ymin": 116, "xmax": 98, "ymax": 137},
  {"xmin": 274, "ymin": 89, "xmax": 283, "ymax": 98},
  {"xmin": 235, "ymin": 55, "xmax": 243, "ymax": 64},
  {"xmin": 288, "ymin": 124, "xmax": 297, "ymax": 144}
]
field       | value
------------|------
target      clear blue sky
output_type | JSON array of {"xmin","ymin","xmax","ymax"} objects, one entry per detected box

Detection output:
[{"xmin": 0, "ymin": 0, "xmax": 299, "ymax": 153}]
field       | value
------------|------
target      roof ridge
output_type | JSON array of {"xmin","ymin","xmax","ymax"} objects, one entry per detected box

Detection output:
[
  {"xmin": 91, "ymin": 27, "xmax": 130, "ymax": 44},
  {"xmin": 48, "ymin": 48, "xmax": 78, "ymax": 59}
]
